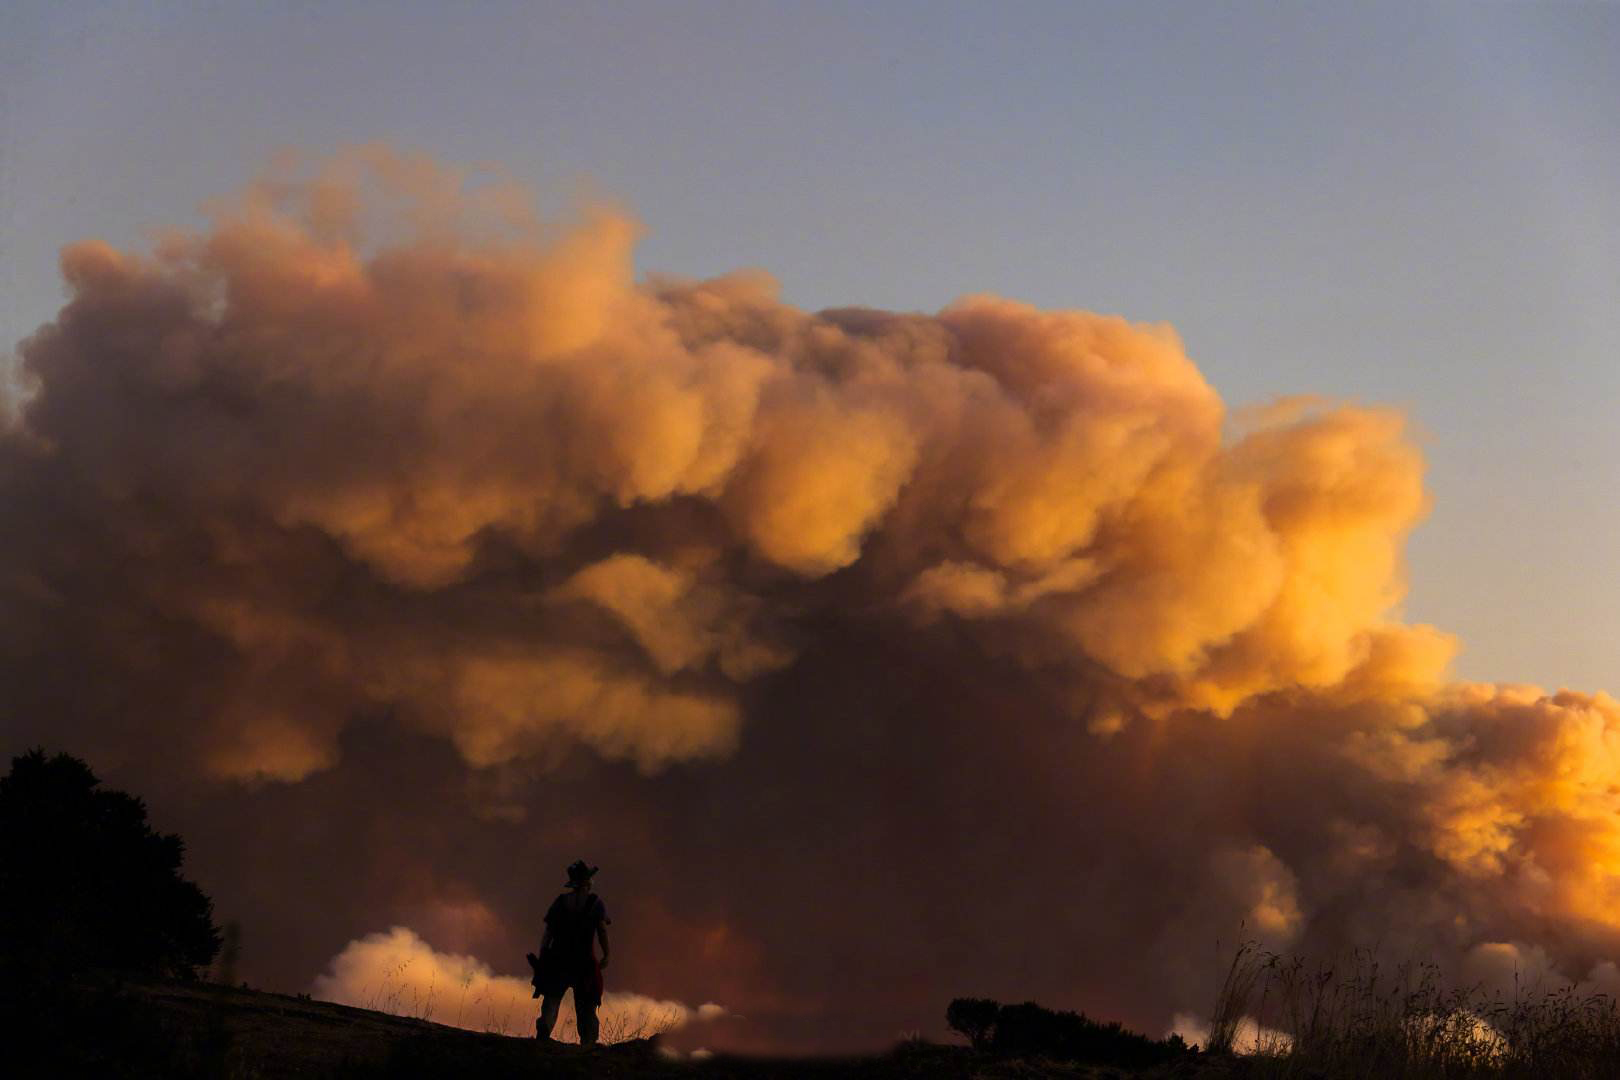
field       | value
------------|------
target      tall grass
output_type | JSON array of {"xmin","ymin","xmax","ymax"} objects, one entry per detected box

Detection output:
[
  {"xmin": 596, "ymin": 1000, "xmax": 687, "ymax": 1045},
  {"xmin": 1210, "ymin": 942, "xmax": 1620, "ymax": 1079}
]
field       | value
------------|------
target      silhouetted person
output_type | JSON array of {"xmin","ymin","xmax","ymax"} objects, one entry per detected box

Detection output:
[{"xmin": 529, "ymin": 859, "xmax": 611, "ymax": 1044}]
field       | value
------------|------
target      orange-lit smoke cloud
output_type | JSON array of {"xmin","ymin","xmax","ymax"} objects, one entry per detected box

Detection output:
[
  {"xmin": 311, "ymin": 926, "xmax": 722, "ymax": 1043},
  {"xmin": 4, "ymin": 149, "xmax": 1619, "ymax": 1049}
]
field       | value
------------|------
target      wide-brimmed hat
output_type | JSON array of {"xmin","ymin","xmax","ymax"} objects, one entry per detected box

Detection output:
[{"xmin": 565, "ymin": 859, "xmax": 599, "ymax": 887}]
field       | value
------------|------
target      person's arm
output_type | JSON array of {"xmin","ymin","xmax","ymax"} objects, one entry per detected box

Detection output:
[
  {"xmin": 540, "ymin": 896, "xmax": 559, "ymax": 952},
  {"xmin": 596, "ymin": 902, "xmax": 611, "ymax": 969}
]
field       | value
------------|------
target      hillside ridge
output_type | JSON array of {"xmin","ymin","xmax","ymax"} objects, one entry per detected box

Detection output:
[{"xmin": 28, "ymin": 976, "xmax": 1229, "ymax": 1078}]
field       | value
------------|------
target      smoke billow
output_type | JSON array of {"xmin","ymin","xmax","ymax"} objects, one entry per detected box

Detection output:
[
  {"xmin": 311, "ymin": 926, "xmax": 723, "ymax": 1043},
  {"xmin": 4, "ymin": 149, "xmax": 1617, "ymax": 1051}
]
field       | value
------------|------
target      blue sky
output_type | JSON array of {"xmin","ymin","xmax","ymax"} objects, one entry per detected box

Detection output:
[{"xmin": 4, "ymin": 0, "xmax": 1616, "ymax": 694}]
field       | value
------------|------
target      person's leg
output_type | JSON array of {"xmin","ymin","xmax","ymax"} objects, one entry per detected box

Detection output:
[
  {"xmin": 575, "ymin": 989, "xmax": 600, "ymax": 1046},
  {"xmin": 538, "ymin": 992, "xmax": 563, "ymax": 1039}
]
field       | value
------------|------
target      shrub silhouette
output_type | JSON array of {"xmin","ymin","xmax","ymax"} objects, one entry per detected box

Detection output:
[
  {"xmin": 0, "ymin": 748, "xmax": 220, "ymax": 980},
  {"xmin": 948, "ymin": 996, "xmax": 1193, "ymax": 1067},
  {"xmin": 946, "ymin": 997, "xmax": 1000, "ymax": 1049}
]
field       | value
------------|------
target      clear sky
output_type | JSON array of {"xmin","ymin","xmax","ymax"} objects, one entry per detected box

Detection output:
[{"xmin": 4, "ymin": 0, "xmax": 1617, "ymax": 696}]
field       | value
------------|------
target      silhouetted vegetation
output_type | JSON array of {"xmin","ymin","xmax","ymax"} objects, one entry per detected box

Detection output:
[
  {"xmin": 946, "ymin": 996, "xmax": 1195, "ymax": 1068},
  {"xmin": 1210, "ymin": 941, "xmax": 1620, "ymax": 1079},
  {"xmin": 0, "ymin": 748, "xmax": 220, "ymax": 981},
  {"xmin": 944, "ymin": 996, "xmax": 999, "ymax": 1050}
]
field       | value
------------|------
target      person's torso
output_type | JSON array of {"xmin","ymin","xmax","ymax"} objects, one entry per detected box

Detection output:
[{"xmin": 546, "ymin": 891, "xmax": 600, "ymax": 956}]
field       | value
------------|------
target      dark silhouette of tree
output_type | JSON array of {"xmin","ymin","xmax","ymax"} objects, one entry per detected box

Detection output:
[
  {"xmin": 946, "ymin": 997, "xmax": 1000, "ymax": 1049},
  {"xmin": 0, "ymin": 749, "xmax": 220, "ymax": 980},
  {"xmin": 947, "ymin": 996, "xmax": 1195, "ymax": 1067}
]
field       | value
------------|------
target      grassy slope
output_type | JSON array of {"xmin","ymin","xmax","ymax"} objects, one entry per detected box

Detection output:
[{"xmin": 21, "ymin": 978, "xmax": 1235, "ymax": 1079}]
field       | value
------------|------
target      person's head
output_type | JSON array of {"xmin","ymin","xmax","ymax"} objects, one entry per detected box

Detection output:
[{"xmin": 565, "ymin": 860, "xmax": 598, "ymax": 892}]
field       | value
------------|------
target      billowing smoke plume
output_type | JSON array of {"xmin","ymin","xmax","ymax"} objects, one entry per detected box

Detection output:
[
  {"xmin": 311, "ymin": 926, "xmax": 722, "ymax": 1043},
  {"xmin": 4, "ymin": 149, "xmax": 1618, "ymax": 1052}
]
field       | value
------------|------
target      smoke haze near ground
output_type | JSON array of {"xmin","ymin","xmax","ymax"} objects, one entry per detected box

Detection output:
[
  {"xmin": 311, "ymin": 926, "xmax": 723, "ymax": 1043},
  {"xmin": 4, "ymin": 149, "xmax": 1618, "ymax": 1053}
]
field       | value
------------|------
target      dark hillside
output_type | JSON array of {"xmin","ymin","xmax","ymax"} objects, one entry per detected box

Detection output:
[{"xmin": 17, "ymin": 977, "xmax": 1233, "ymax": 1079}]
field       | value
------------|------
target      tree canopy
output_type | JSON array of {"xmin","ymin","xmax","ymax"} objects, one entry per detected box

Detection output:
[{"xmin": 0, "ymin": 749, "xmax": 220, "ymax": 979}]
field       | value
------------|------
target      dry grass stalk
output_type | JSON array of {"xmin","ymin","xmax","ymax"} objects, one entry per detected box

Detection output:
[{"xmin": 1211, "ymin": 943, "xmax": 1620, "ymax": 1079}]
